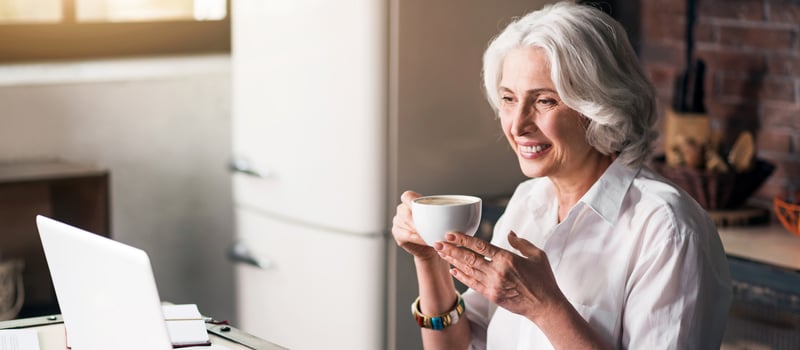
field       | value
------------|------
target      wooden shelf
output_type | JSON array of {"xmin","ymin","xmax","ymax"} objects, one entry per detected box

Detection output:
[{"xmin": 0, "ymin": 160, "xmax": 110, "ymax": 318}]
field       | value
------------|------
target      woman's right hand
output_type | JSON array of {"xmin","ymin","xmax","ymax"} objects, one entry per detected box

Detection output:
[{"xmin": 391, "ymin": 190, "xmax": 439, "ymax": 261}]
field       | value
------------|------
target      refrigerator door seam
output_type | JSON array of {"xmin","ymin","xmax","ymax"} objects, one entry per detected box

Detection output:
[{"xmin": 235, "ymin": 203, "xmax": 386, "ymax": 239}]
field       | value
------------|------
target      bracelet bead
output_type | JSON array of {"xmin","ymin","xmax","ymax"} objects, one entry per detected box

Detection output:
[{"xmin": 411, "ymin": 292, "xmax": 466, "ymax": 330}]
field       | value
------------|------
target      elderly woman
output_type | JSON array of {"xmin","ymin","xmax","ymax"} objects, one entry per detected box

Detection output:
[{"xmin": 391, "ymin": 2, "xmax": 732, "ymax": 349}]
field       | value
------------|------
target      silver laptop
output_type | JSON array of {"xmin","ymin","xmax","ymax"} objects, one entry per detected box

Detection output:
[{"xmin": 37, "ymin": 215, "xmax": 173, "ymax": 350}]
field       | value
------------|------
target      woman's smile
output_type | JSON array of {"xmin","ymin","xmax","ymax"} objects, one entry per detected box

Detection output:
[{"xmin": 517, "ymin": 143, "xmax": 552, "ymax": 159}]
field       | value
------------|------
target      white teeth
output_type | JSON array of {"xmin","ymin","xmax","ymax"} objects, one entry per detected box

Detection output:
[{"xmin": 520, "ymin": 144, "xmax": 549, "ymax": 153}]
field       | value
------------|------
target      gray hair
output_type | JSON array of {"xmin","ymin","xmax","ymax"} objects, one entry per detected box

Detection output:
[{"xmin": 482, "ymin": 1, "xmax": 657, "ymax": 166}]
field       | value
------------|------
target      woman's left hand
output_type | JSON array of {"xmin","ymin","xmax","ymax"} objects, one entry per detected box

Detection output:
[{"xmin": 435, "ymin": 231, "xmax": 566, "ymax": 323}]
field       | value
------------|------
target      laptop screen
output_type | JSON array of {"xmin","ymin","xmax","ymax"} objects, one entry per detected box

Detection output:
[{"xmin": 37, "ymin": 215, "xmax": 172, "ymax": 350}]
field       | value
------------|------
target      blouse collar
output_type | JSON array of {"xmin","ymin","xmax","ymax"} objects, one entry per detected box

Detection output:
[{"xmin": 579, "ymin": 157, "xmax": 641, "ymax": 224}]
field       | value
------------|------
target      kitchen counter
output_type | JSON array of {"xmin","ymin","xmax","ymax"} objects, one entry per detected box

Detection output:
[
  {"xmin": 719, "ymin": 223, "xmax": 800, "ymax": 271},
  {"xmin": 718, "ymin": 223, "xmax": 800, "ymax": 349},
  {"xmin": 718, "ymin": 223, "xmax": 800, "ymax": 300}
]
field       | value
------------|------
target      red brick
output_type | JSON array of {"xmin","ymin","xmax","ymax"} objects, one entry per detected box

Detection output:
[
  {"xmin": 638, "ymin": 1, "xmax": 800, "ymax": 192},
  {"xmin": 696, "ymin": 49, "xmax": 766, "ymax": 73},
  {"xmin": 642, "ymin": 12, "xmax": 686, "ymax": 42},
  {"xmin": 795, "ymin": 134, "xmax": 800, "ymax": 155},
  {"xmin": 698, "ymin": 0, "xmax": 766, "ymax": 21},
  {"xmin": 716, "ymin": 75, "xmax": 756, "ymax": 99},
  {"xmin": 642, "ymin": 0, "xmax": 686, "ymax": 15},
  {"xmin": 718, "ymin": 25, "xmax": 795, "ymax": 50},
  {"xmin": 762, "ymin": 105, "xmax": 800, "ymax": 129},
  {"xmin": 695, "ymin": 21, "xmax": 716, "ymax": 43},
  {"xmin": 707, "ymin": 101, "xmax": 760, "ymax": 122},
  {"xmin": 717, "ymin": 75, "xmax": 795, "ymax": 102},
  {"xmin": 768, "ymin": 55, "xmax": 800, "ymax": 76},
  {"xmin": 641, "ymin": 42, "xmax": 686, "ymax": 66},
  {"xmin": 645, "ymin": 63, "xmax": 679, "ymax": 90},
  {"xmin": 767, "ymin": 0, "xmax": 800, "ymax": 24},
  {"xmin": 761, "ymin": 158, "xmax": 800, "ymax": 184},
  {"xmin": 757, "ymin": 128, "xmax": 794, "ymax": 152},
  {"xmin": 761, "ymin": 78, "xmax": 797, "ymax": 102}
]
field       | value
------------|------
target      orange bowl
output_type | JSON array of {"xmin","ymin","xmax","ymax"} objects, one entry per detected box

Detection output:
[{"xmin": 774, "ymin": 194, "xmax": 800, "ymax": 237}]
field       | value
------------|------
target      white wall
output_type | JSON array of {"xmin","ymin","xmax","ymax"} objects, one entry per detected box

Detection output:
[{"xmin": 0, "ymin": 54, "xmax": 236, "ymax": 322}]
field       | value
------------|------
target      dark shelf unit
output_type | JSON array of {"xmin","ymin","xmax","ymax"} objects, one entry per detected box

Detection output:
[{"xmin": 0, "ymin": 160, "xmax": 110, "ymax": 318}]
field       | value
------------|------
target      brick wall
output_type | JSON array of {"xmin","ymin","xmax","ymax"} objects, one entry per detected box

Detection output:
[{"xmin": 637, "ymin": 0, "xmax": 800, "ymax": 204}]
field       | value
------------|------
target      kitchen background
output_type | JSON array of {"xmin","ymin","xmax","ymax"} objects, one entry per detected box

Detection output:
[
  {"xmin": 623, "ymin": 0, "xmax": 800, "ymax": 202},
  {"xmin": 0, "ymin": 0, "xmax": 798, "ymax": 349},
  {"xmin": 0, "ymin": 56, "xmax": 235, "ymax": 320}
]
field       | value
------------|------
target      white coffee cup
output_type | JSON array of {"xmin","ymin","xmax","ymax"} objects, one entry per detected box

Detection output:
[{"xmin": 411, "ymin": 195, "xmax": 482, "ymax": 246}]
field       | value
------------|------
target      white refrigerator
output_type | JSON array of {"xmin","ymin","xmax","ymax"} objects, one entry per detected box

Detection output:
[{"xmin": 229, "ymin": 0, "xmax": 537, "ymax": 349}]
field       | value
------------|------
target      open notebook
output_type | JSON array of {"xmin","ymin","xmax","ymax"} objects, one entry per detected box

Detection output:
[{"xmin": 36, "ymin": 215, "xmax": 209, "ymax": 349}]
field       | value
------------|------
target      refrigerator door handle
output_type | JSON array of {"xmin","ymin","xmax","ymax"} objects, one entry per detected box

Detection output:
[
  {"xmin": 228, "ymin": 241, "xmax": 272, "ymax": 269},
  {"xmin": 228, "ymin": 156, "xmax": 272, "ymax": 178}
]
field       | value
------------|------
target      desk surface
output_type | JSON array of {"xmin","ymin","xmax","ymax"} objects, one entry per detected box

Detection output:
[
  {"xmin": 719, "ymin": 223, "xmax": 800, "ymax": 271},
  {"xmin": 0, "ymin": 315, "xmax": 287, "ymax": 350}
]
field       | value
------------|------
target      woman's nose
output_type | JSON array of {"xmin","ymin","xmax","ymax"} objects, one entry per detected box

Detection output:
[{"xmin": 511, "ymin": 105, "xmax": 536, "ymax": 136}]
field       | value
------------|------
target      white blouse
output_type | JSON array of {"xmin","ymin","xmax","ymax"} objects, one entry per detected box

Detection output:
[{"xmin": 463, "ymin": 159, "xmax": 732, "ymax": 350}]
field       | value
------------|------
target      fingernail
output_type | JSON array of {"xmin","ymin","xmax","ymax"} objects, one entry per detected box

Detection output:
[
  {"xmin": 445, "ymin": 233, "xmax": 456, "ymax": 241},
  {"xmin": 433, "ymin": 242, "xmax": 443, "ymax": 251}
]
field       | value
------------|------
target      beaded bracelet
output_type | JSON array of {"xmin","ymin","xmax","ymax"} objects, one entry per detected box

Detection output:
[{"xmin": 411, "ymin": 292, "xmax": 466, "ymax": 330}]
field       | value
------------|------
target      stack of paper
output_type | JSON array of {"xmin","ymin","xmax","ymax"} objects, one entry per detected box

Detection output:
[
  {"xmin": 163, "ymin": 304, "xmax": 210, "ymax": 347},
  {"xmin": 0, "ymin": 329, "xmax": 40, "ymax": 350}
]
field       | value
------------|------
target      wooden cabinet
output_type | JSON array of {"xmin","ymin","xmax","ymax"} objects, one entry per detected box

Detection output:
[{"xmin": 0, "ymin": 161, "xmax": 109, "ymax": 318}]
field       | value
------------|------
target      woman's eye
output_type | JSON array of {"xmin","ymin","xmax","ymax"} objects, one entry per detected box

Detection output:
[
  {"xmin": 537, "ymin": 98, "xmax": 556, "ymax": 106},
  {"xmin": 501, "ymin": 95, "xmax": 514, "ymax": 103}
]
